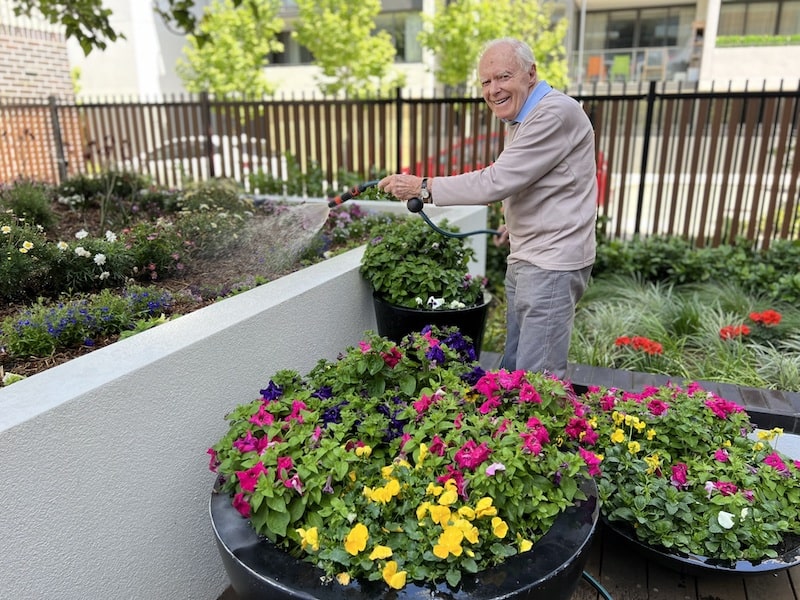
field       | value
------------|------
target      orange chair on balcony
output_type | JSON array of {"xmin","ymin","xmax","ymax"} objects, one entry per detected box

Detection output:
[{"xmin": 586, "ymin": 55, "xmax": 605, "ymax": 82}]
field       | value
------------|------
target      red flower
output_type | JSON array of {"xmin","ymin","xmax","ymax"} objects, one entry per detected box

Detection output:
[
  {"xmin": 615, "ymin": 335, "xmax": 663, "ymax": 355},
  {"xmin": 719, "ymin": 324, "xmax": 750, "ymax": 340},
  {"xmin": 749, "ymin": 309, "xmax": 782, "ymax": 326}
]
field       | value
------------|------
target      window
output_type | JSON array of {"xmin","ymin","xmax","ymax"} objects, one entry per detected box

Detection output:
[
  {"xmin": 720, "ymin": 0, "xmax": 800, "ymax": 35},
  {"xmin": 374, "ymin": 12, "xmax": 423, "ymax": 63},
  {"xmin": 269, "ymin": 31, "xmax": 313, "ymax": 65},
  {"xmin": 580, "ymin": 6, "xmax": 695, "ymax": 51}
]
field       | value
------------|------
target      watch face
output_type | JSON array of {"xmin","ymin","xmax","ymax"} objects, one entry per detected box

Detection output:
[{"xmin": 420, "ymin": 188, "xmax": 430, "ymax": 199}]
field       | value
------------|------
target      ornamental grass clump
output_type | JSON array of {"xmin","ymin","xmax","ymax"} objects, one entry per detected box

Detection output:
[
  {"xmin": 208, "ymin": 326, "xmax": 596, "ymax": 590},
  {"xmin": 584, "ymin": 383, "xmax": 800, "ymax": 563}
]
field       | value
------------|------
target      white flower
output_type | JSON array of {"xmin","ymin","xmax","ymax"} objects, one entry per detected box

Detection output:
[
  {"xmin": 94, "ymin": 253, "xmax": 107, "ymax": 266},
  {"xmin": 447, "ymin": 300, "xmax": 466, "ymax": 309},
  {"xmin": 717, "ymin": 511, "xmax": 735, "ymax": 529},
  {"xmin": 75, "ymin": 229, "xmax": 89, "ymax": 239},
  {"xmin": 74, "ymin": 246, "xmax": 91, "ymax": 258},
  {"xmin": 414, "ymin": 297, "xmax": 424, "ymax": 306},
  {"xmin": 105, "ymin": 230, "xmax": 117, "ymax": 243},
  {"xmin": 1, "ymin": 225, "xmax": 10, "ymax": 234},
  {"xmin": 56, "ymin": 241, "xmax": 68, "ymax": 251},
  {"xmin": 99, "ymin": 271, "xmax": 110, "ymax": 280},
  {"xmin": 426, "ymin": 296, "xmax": 445, "ymax": 310}
]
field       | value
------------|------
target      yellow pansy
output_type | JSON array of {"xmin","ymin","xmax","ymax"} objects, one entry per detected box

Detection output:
[
  {"xmin": 475, "ymin": 497, "xmax": 497, "ymax": 518},
  {"xmin": 416, "ymin": 501, "xmax": 431, "ymax": 521},
  {"xmin": 491, "ymin": 517, "xmax": 508, "ymax": 538},
  {"xmin": 612, "ymin": 411, "xmax": 624, "ymax": 426},
  {"xmin": 433, "ymin": 526, "xmax": 464, "ymax": 558},
  {"xmin": 428, "ymin": 505, "xmax": 451, "ymax": 525},
  {"xmin": 344, "ymin": 523, "xmax": 369, "ymax": 555},
  {"xmin": 382, "ymin": 561, "xmax": 407, "ymax": 590},
  {"xmin": 296, "ymin": 526, "xmax": 319, "ymax": 552},
  {"xmin": 458, "ymin": 506, "xmax": 476, "ymax": 520},
  {"xmin": 517, "ymin": 534, "xmax": 533, "ymax": 552},
  {"xmin": 336, "ymin": 572, "xmax": 351, "ymax": 586},
  {"xmin": 610, "ymin": 428, "xmax": 625, "ymax": 444},
  {"xmin": 646, "ymin": 428, "xmax": 657, "ymax": 440},
  {"xmin": 355, "ymin": 445, "xmax": 372, "ymax": 458},
  {"xmin": 381, "ymin": 465, "xmax": 395, "ymax": 479},
  {"xmin": 438, "ymin": 488, "xmax": 458, "ymax": 506},
  {"xmin": 416, "ymin": 442, "xmax": 428, "ymax": 468},
  {"xmin": 633, "ymin": 419, "xmax": 646, "ymax": 432},
  {"xmin": 453, "ymin": 518, "xmax": 479, "ymax": 544},
  {"xmin": 644, "ymin": 453, "xmax": 661, "ymax": 474},
  {"xmin": 369, "ymin": 545, "xmax": 393, "ymax": 560},
  {"xmin": 426, "ymin": 483, "xmax": 443, "ymax": 497},
  {"xmin": 628, "ymin": 441, "xmax": 641, "ymax": 454}
]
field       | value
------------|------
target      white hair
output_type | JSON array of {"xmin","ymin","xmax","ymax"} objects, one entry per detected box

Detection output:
[{"xmin": 481, "ymin": 38, "xmax": 537, "ymax": 70}]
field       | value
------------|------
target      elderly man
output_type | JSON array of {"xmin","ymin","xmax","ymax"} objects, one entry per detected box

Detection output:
[{"xmin": 379, "ymin": 37, "xmax": 597, "ymax": 378}]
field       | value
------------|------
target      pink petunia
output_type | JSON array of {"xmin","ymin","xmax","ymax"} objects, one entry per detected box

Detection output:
[
  {"xmin": 714, "ymin": 448, "xmax": 730, "ymax": 463},
  {"xmin": 237, "ymin": 462, "xmax": 269, "ymax": 493},
  {"xmin": 763, "ymin": 452, "xmax": 788, "ymax": 472},
  {"xmin": 454, "ymin": 440, "xmax": 492, "ymax": 470},
  {"xmin": 670, "ymin": 463, "xmax": 689, "ymax": 489},
  {"xmin": 647, "ymin": 399, "xmax": 669, "ymax": 416},
  {"xmin": 579, "ymin": 447, "xmax": 603, "ymax": 477},
  {"xmin": 249, "ymin": 403, "xmax": 275, "ymax": 427},
  {"xmin": 232, "ymin": 493, "xmax": 251, "ymax": 517}
]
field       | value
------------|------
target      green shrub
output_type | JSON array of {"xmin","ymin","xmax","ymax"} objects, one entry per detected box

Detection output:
[
  {"xmin": 0, "ymin": 179, "xmax": 57, "ymax": 230},
  {"xmin": 0, "ymin": 213, "xmax": 57, "ymax": 301}
]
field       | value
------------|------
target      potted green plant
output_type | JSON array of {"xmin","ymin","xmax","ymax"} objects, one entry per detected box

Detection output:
[
  {"xmin": 584, "ymin": 382, "xmax": 800, "ymax": 573},
  {"xmin": 359, "ymin": 216, "xmax": 491, "ymax": 355},
  {"xmin": 208, "ymin": 326, "xmax": 600, "ymax": 598}
]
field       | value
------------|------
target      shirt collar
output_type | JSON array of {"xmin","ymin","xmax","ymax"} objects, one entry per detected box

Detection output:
[{"xmin": 504, "ymin": 80, "xmax": 553, "ymax": 125}]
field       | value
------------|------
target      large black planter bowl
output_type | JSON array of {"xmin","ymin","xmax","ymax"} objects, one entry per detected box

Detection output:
[
  {"xmin": 603, "ymin": 518, "xmax": 800, "ymax": 577},
  {"xmin": 210, "ymin": 477, "xmax": 599, "ymax": 600},
  {"xmin": 372, "ymin": 292, "xmax": 492, "ymax": 358}
]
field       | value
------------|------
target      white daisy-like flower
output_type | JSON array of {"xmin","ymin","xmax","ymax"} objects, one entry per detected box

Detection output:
[
  {"xmin": 105, "ymin": 230, "xmax": 117, "ymax": 243},
  {"xmin": 57, "ymin": 241, "xmax": 68, "ymax": 251},
  {"xmin": 94, "ymin": 253, "xmax": 107, "ymax": 266},
  {"xmin": 75, "ymin": 229, "xmax": 89, "ymax": 239},
  {"xmin": 1, "ymin": 225, "xmax": 11, "ymax": 234},
  {"xmin": 74, "ymin": 246, "xmax": 91, "ymax": 258},
  {"xmin": 99, "ymin": 271, "xmax": 110, "ymax": 280}
]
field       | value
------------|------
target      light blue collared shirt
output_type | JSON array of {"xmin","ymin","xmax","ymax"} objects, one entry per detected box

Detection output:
[{"xmin": 505, "ymin": 80, "xmax": 553, "ymax": 125}]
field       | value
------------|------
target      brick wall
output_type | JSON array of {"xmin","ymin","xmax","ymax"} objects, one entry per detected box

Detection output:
[
  {"xmin": 0, "ymin": 23, "xmax": 74, "ymax": 99},
  {"xmin": 0, "ymin": 21, "xmax": 82, "ymax": 183}
]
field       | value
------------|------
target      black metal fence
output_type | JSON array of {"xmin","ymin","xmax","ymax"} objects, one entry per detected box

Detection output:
[{"xmin": 1, "ymin": 81, "xmax": 798, "ymax": 249}]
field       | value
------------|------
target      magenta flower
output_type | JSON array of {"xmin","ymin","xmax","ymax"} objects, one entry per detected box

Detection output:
[
  {"xmin": 428, "ymin": 435, "xmax": 447, "ymax": 456},
  {"xmin": 714, "ymin": 448, "xmax": 730, "ymax": 463},
  {"xmin": 207, "ymin": 448, "xmax": 219, "ymax": 472},
  {"xmin": 287, "ymin": 400, "xmax": 307, "ymax": 423},
  {"xmin": 714, "ymin": 481, "xmax": 739, "ymax": 496},
  {"xmin": 236, "ymin": 462, "xmax": 268, "ymax": 493},
  {"xmin": 233, "ymin": 430, "xmax": 269, "ymax": 454},
  {"xmin": 704, "ymin": 396, "xmax": 745, "ymax": 419},
  {"xmin": 647, "ymin": 399, "xmax": 669, "ymax": 416},
  {"xmin": 249, "ymin": 403, "xmax": 275, "ymax": 426},
  {"xmin": 358, "ymin": 341, "xmax": 371, "ymax": 353},
  {"xmin": 454, "ymin": 440, "xmax": 492, "ymax": 470},
  {"xmin": 670, "ymin": 463, "xmax": 688, "ymax": 489},
  {"xmin": 478, "ymin": 396, "xmax": 501, "ymax": 414},
  {"xmin": 232, "ymin": 493, "xmax": 250, "ymax": 517},
  {"xmin": 579, "ymin": 447, "xmax": 602, "ymax": 477},
  {"xmin": 518, "ymin": 381, "xmax": 541, "ymax": 403},
  {"xmin": 764, "ymin": 452, "xmax": 788, "ymax": 472},
  {"xmin": 283, "ymin": 473, "xmax": 305, "ymax": 494}
]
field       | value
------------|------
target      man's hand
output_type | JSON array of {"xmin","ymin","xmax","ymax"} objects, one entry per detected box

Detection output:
[
  {"xmin": 378, "ymin": 174, "xmax": 423, "ymax": 201},
  {"xmin": 493, "ymin": 224, "xmax": 509, "ymax": 247}
]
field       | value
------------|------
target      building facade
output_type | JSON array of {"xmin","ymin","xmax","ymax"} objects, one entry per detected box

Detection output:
[{"xmin": 1, "ymin": 0, "xmax": 799, "ymax": 100}]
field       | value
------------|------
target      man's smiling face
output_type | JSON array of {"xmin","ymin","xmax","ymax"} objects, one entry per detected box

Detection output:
[{"xmin": 478, "ymin": 42, "xmax": 537, "ymax": 122}]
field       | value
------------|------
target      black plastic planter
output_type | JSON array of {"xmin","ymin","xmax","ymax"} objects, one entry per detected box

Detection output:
[
  {"xmin": 372, "ymin": 292, "xmax": 492, "ymax": 358},
  {"xmin": 210, "ymin": 477, "xmax": 599, "ymax": 600}
]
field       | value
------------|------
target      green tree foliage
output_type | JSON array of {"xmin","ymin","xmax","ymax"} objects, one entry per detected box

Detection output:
[
  {"xmin": 11, "ymin": 0, "xmax": 120, "ymax": 55},
  {"xmin": 292, "ymin": 0, "xmax": 405, "ymax": 96},
  {"xmin": 418, "ymin": 0, "xmax": 568, "ymax": 91},
  {"xmin": 176, "ymin": 0, "xmax": 284, "ymax": 96}
]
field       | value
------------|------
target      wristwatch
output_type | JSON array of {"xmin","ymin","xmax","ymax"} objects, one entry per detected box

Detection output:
[{"xmin": 420, "ymin": 178, "xmax": 431, "ymax": 203}]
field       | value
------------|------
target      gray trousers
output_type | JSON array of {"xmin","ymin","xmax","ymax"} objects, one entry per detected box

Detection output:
[{"xmin": 499, "ymin": 262, "xmax": 592, "ymax": 379}]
